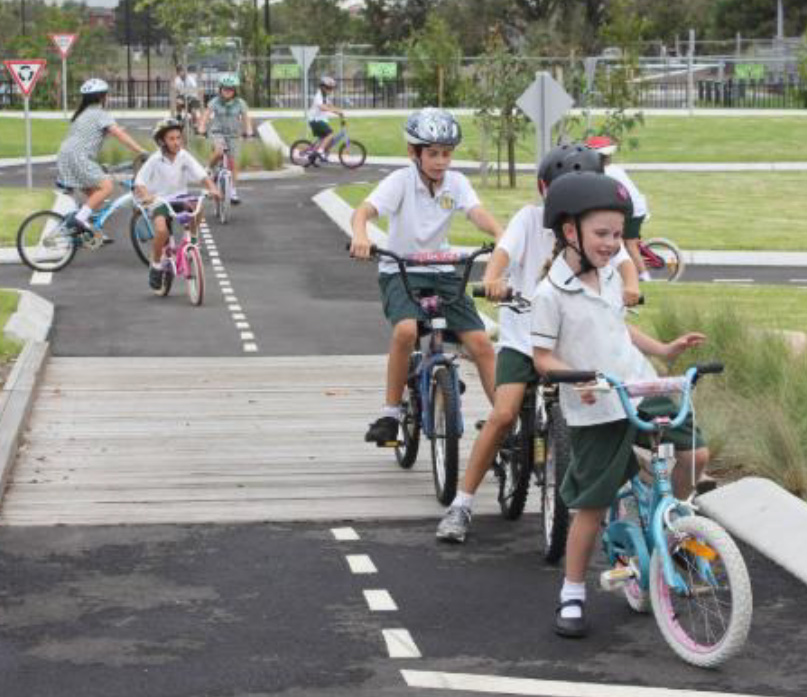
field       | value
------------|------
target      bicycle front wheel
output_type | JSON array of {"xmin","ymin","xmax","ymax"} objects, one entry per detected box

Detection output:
[
  {"xmin": 395, "ymin": 354, "xmax": 422, "ymax": 470},
  {"xmin": 16, "ymin": 210, "xmax": 78, "ymax": 272},
  {"xmin": 497, "ymin": 394, "xmax": 535, "ymax": 520},
  {"xmin": 217, "ymin": 173, "xmax": 231, "ymax": 224},
  {"xmin": 339, "ymin": 140, "xmax": 367, "ymax": 169},
  {"xmin": 289, "ymin": 139, "xmax": 314, "ymax": 167},
  {"xmin": 643, "ymin": 238, "xmax": 685, "ymax": 282},
  {"xmin": 129, "ymin": 210, "xmax": 154, "ymax": 266},
  {"xmin": 430, "ymin": 366, "xmax": 460, "ymax": 505},
  {"xmin": 540, "ymin": 402, "xmax": 571, "ymax": 563},
  {"xmin": 650, "ymin": 515, "xmax": 752, "ymax": 668},
  {"xmin": 185, "ymin": 246, "xmax": 205, "ymax": 306}
]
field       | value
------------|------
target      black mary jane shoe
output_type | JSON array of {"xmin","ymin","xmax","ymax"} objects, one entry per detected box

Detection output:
[{"xmin": 554, "ymin": 599, "xmax": 588, "ymax": 638}]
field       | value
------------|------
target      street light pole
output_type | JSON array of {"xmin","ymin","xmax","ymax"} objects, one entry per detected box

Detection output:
[{"xmin": 264, "ymin": 0, "xmax": 272, "ymax": 107}]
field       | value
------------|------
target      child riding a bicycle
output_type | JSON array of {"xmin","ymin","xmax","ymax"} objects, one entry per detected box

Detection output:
[
  {"xmin": 308, "ymin": 76, "xmax": 344, "ymax": 163},
  {"xmin": 350, "ymin": 108, "xmax": 503, "ymax": 446},
  {"xmin": 531, "ymin": 171, "xmax": 709, "ymax": 639},
  {"xmin": 174, "ymin": 65, "xmax": 201, "ymax": 131},
  {"xmin": 436, "ymin": 143, "xmax": 641, "ymax": 544},
  {"xmin": 134, "ymin": 118, "xmax": 220, "ymax": 292},
  {"xmin": 56, "ymin": 78, "xmax": 149, "ymax": 241},
  {"xmin": 198, "ymin": 75, "xmax": 254, "ymax": 205}
]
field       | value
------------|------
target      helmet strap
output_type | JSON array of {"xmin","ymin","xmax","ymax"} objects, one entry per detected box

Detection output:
[
  {"xmin": 569, "ymin": 216, "xmax": 595, "ymax": 276},
  {"xmin": 413, "ymin": 147, "xmax": 440, "ymax": 196}
]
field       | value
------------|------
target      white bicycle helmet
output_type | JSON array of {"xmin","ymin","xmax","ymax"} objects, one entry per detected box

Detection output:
[
  {"xmin": 404, "ymin": 108, "xmax": 462, "ymax": 147},
  {"xmin": 320, "ymin": 76, "xmax": 336, "ymax": 88},
  {"xmin": 80, "ymin": 78, "xmax": 109, "ymax": 95}
]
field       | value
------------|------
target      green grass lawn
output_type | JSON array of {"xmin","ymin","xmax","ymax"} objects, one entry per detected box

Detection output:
[
  {"xmin": 0, "ymin": 119, "xmax": 69, "ymax": 158},
  {"xmin": 0, "ymin": 290, "xmax": 22, "ymax": 363},
  {"xmin": 0, "ymin": 189, "xmax": 57, "ymax": 246},
  {"xmin": 335, "ymin": 171, "xmax": 807, "ymax": 251},
  {"xmin": 272, "ymin": 114, "xmax": 807, "ymax": 164}
]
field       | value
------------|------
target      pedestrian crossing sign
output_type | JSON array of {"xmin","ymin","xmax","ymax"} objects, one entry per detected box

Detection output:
[
  {"xmin": 49, "ymin": 33, "xmax": 78, "ymax": 60},
  {"xmin": 3, "ymin": 59, "xmax": 47, "ymax": 98}
]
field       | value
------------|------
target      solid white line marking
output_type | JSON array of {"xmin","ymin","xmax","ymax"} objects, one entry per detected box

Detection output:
[
  {"xmin": 382, "ymin": 629, "xmax": 421, "ymax": 658},
  {"xmin": 713, "ymin": 278, "xmax": 754, "ymax": 283},
  {"xmin": 240, "ymin": 331, "xmax": 255, "ymax": 341},
  {"xmin": 331, "ymin": 527, "xmax": 359, "ymax": 541},
  {"xmin": 243, "ymin": 343, "xmax": 258, "ymax": 353},
  {"xmin": 346, "ymin": 554, "xmax": 377, "ymax": 574},
  {"xmin": 364, "ymin": 590, "xmax": 398, "ymax": 612},
  {"xmin": 788, "ymin": 279, "xmax": 807, "ymax": 283},
  {"xmin": 400, "ymin": 670, "xmax": 762, "ymax": 696},
  {"xmin": 30, "ymin": 271, "xmax": 53, "ymax": 285}
]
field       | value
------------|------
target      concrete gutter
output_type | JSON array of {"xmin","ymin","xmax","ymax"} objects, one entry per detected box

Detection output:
[{"xmin": 0, "ymin": 288, "xmax": 53, "ymax": 498}]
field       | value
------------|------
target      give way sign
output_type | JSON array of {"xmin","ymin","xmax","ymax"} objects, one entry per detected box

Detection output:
[
  {"xmin": 3, "ymin": 60, "xmax": 47, "ymax": 98},
  {"xmin": 49, "ymin": 33, "xmax": 78, "ymax": 60}
]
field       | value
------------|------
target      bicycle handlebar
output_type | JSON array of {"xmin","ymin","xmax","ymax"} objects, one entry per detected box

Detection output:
[{"xmin": 147, "ymin": 192, "xmax": 208, "ymax": 224}]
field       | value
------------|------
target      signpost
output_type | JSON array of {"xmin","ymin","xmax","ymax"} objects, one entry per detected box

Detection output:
[
  {"xmin": 516, "ymin": 71, "xmax": 574, "ymax": 169},
  {"xmin": 49, "ymin": 33, "xmax": 78, "ymax": 119},
  {"xmin": 289, "ymin": 45, "xmax": 319, "ymax": 124},
  {"xmin": 3, "ymin": 59, "xmax": 47, "ymax": 189}
]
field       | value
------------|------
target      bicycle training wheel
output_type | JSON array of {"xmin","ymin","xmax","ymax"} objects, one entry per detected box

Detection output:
[
  {"xmin": 339, "ymin": 140, "xmax": 367, "ymax": 169},
  {"xmin": 217, "ymin": 173, "xmax": 231, "ymax": 225},
  {"xmin": 496, "ymin": 392, "xmax": 535, "ymax": 521},
  {"xmin": 16, "ymin": 210, "xmax": 78, "ymax": 272},
  {"xmin": 430, "ymin": 366, "xmax": 460, "ymax": 505},
  {"xmin": 289, "ymin": 139, "xmax": 314, "ymax": 167},
  {"xmin": 649, "ymin": 516, "xmax": 752, "ymax": 668},
  {"xmin": 185, "ymin": 246, "xmax": 205, "ymax": 306},
  {"xmin": 129, "ymin": 210, "xmax": 154, "ymax": 266},
  {"xmin": 539, "ymin": 402, "xmax": 571, "ymax": 563},
  {"xmin": 643, "ymin": 237, "xmax": 685, "ymax": 282},
  {"xmin": 395, "ymin": 353, "xmax": 422, "ymax": 470}
]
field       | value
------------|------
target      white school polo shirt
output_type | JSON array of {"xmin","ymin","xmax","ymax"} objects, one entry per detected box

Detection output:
[
  {"xmin": 366, "ymin": 163, "xmax": 481, "ymax": 275},
  {"xmin": 530, "ymin": 254, "xmax": 656, "ymax": 427},
  {"xmin": 605, "ymin": 163, "xmax": 648, "ymax": 218},
  {"xmin": 308, "ymin": 90, "xmax": 330, "ymax": 123},
  {"xmin": 497, "ymin": 204, "xmax": 631, "ymax": 358},
  {"xmin": 135, "ymin": 149, "xmax": 209, "ymax": 198}
]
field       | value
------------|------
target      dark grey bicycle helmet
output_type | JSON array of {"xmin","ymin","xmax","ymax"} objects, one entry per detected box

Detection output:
[
  {"xmin": 538, "ymin": 143, "xmax": 603, "ymax": 187},
  {"xmin": 543, "ymin": 171, "xmax": 633, "ymax": 233},
  {"xmin": 404, "ymin": 108, "xmax": 462, "ymax": 147}
]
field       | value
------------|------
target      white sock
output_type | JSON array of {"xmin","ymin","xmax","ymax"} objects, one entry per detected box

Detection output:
[
  {"xmin": 75, "ymin": 205, "xmax": 92, "ymax": 223},
  {"xmin": 151, "ymin": 262, "xmax": 162, "ymax": 270},
  {"xmin": 560, "ymin": 579, "xmax": 586, "ymax": 619},
  {"xmin": 381, "ymin": 404, "xmax": 401, "ymax": 419},
  {"xmin": 639, "ymin": 271, "xmax": 652, "ymax": 282},
  {"xmin": 450, "ymin": 490, "xmax": 474, "ymax": 511},
  {"xmin": 231, "ymin": 187, "xmax": 238, "ymax": 196}
]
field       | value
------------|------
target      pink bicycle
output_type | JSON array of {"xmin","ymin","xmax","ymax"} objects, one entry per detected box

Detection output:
[{"xmin": 149, "ymin": 193, "xmax": 208, "ymax": 306}]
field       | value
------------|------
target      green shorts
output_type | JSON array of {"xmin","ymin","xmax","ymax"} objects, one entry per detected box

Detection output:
[
  {"xmin": 561, "ymin": 396, "xmax": 706, "ymax": 510},
  {"xmin": 623, "ymin": 215, "xmax": 646, "ymax": 240},
  {"xmin": 210, "ymin": 134, "xmax": 240, "ymax": 157},
  {"xmin": 495, "ymin": 347, "xmax": 539, "ymax": 387},
  {"xmin": 310, "ymin": 120, "xmax": 333, "ymax": 139},
  {"xmin": 378, "ymin": 272, "xmax": 485, "ymax": 333}
]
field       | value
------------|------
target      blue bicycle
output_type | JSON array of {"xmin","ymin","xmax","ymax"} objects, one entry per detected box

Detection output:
[
  {"xmin": 370, "ymin": 245, "xmax": 492, "ymax": 505},
  {"xmin": 546, "ymin": 364, "xmax": 752, "ymax": 668},
  {"xmin": 289, "ymin": 119, "xmax": 367, "ymax": 170}
]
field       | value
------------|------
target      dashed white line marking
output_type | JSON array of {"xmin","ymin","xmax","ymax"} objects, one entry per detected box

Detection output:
[
  {"xmin": 400, "ymin": 670, "xmax": 760, "ymax": 696},
  {"xmin": 30, "ymin": 271, "xmax": 52, "ymax": 285},
  {"xmin": 243, "ymin": 342, "xmax": 258, "ymax": 353},
  {"xmin": 235, "ymin": 321, "xmax": 250, "ymax": 330},
  {"xmin": 364, "ymin": 590, "xmax": 398, "ymax": 612},
  {"xmin": 240, "ymin": 331, "xmax": 255, "ymax": 341},
  {"xmin": 382, "ymin": 629, "xmax": 421, "ymax": 658},
  {"xmin": 232, "ymin": 313, "xmax": 246, "ymax": 321},
  {"xmin": 228, "ymin": 304, "xmax": 243, "ymax": 312},
  {"xmin": 789, "ymin": 279, "xmax": 807, "ymax": 283},
  {"xmin": 216, "ymin": 273, "xmax": 228, "ymax": 279},
  {"xmin": 346, "ymin": 554, "xmax": 377, "ymax": 574},
  {"xmin": 331, "ymin": 527, "xmax": 359, "ymax": 541},
  {"xmin": 224, "ymin": 294, "xmax": 237, "ymax": 303}
]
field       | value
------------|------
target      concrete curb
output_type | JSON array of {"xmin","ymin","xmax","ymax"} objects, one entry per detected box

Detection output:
[
  {"xmin": 2, "ymin": 289, "xmax": 54, "ymax": 343},
  {"xmin": 698, "ymin": 477, "xmax": 807, "ymax": 585}
]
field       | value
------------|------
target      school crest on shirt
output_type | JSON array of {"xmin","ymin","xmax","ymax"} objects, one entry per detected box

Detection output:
[{"xmin": 438, "ymin": 192, "xmax": 455, "ymax": 210}]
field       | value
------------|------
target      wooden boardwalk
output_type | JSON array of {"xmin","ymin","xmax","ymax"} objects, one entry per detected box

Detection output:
[{"xmin": 0, "ymin": 355, "xmax": 516, "ymax": 526}]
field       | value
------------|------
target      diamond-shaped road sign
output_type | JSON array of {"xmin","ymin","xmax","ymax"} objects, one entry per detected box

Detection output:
[
  {"xmin": 290, "ymin": 45, "xmax": 319, "ymax": 73},
  {"xmin": 517, "ymin": 71, "xmax": 574, "ymax": 128},
  {"xmin": 3, "ymin": 60, "xmax": 47, "ymax": 98},
  {"xmin": 49, "ymin": 33, "xmax": 78, "ymax": 60}
]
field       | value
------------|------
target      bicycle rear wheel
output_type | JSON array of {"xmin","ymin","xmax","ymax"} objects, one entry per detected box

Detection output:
[
  {"xmin": 650, "ymin": 516, "xmax": 752, "ymax": 668},
  {"xmin": 339, "ymin": 140, "xmax": 367, "ymax": 169},
  {"xmin": 289, "ymin": 139, "xmax": 314, "ymax": 167},
  {"xmin": 129, "ymin": 210, "xmax": 154, "ymax": 266},
  {"xmin": 430, "ymin": 366, "xmax": 460, "ymax": 505},
  {"xmin": 643, "ymin": 238, "xmax": 685, "ymax": 282},
  {"xmin": 496, "ymin": 392, "xmax": 535, "ymax": 520},
  {"xmin": 395, "ymin": 353, "xmax": 422, "ymax": 469},
  {"xmin": 539, "ymin": 402, "xmax": 571, "ymax": 563},
  {"xmin": 185, "ymin": 245, "xmax": 205, "ymax": 306},
  {"xmin": 16, "ymin": 210, "xmax": 78, "ymax": 272}
]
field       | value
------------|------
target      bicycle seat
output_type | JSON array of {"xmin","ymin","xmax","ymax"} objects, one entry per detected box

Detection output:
[{"xmin": 55, "ymin": 181, "xmax": 76, "ymax": 194}]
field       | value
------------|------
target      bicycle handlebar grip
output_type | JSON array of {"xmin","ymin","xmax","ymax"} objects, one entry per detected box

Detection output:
[
  {"xmin": 545, "ymin": 370, "xmax": 598, "ymax": 384},
  {"xmin": 695, "ymin": 361, "xmax": 724, "ymax": 375},
  {"xmin": 471, "ymin": 286, "xmax": 513, "ymax": 301}
]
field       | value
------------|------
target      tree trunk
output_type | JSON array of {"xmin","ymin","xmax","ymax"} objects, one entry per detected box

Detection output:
[
  {"xmin": 508, "ymin": 133, "xmax": 516, "ymax": 188},
  {"xmin": 480, "ymin": 122, "xmax": 489, "ymax": 188},
  {"xmin": 437, "ymin": 65, "xmax": 444, "ymax": 107}
]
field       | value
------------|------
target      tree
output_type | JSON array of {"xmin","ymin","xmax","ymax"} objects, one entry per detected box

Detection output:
[
  {"xmin": 407, "ymin": 12, "xmax": 463, "ymax": 107},
  {"xmin": 709, "ymin": 0, "xmax": 807, "ymax": 40},
  {"xmin": 270, "ymin": 0, "xmax": 359, "ymax": 52}
]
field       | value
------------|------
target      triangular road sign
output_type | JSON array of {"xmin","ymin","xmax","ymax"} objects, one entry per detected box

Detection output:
[
  {"xmin": 49, "ymin": 33, "xmax": 78, "ymax": 60},
  {"xmin": 3, "ymin": 60, "xmax": 47, "ymax": 98},
  {"xmin": 290, "ymin": 45, "xmax": 319, "ymax": 73}
]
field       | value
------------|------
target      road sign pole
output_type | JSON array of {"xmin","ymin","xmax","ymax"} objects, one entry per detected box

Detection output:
[
  {"xmin": 24, "ymin": 96, "xmax": 33, "ymax": 189},
  {"xmin": 302, "ymin": 48, "xmax": 308, "ymax": 126},
  {"xmin": 61, "ymin": 56, "xmax": 68, "ymax": 119}
]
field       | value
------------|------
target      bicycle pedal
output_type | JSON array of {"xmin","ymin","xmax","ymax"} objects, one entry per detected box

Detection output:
[
  {"xmin": 376, "ymin": 440, "xmax": 401, "ymax": 448},
  {"xmin": 600, "ymin": 566, "xmax": 635, "ymax": 591}
]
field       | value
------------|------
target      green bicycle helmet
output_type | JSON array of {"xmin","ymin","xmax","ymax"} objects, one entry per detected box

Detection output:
[{"xmin": 219, "ymin": 74, "xmax": 240, "ymax": 89}]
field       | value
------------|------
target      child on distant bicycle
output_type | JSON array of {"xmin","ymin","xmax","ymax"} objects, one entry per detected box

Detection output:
[
  {"xmin": 350, "ymin": 108, "xmax": 503, "ymax": 446},
  {"xmin": 308, "ymin": 76, "xmax": 344, "ymax": 164},
  {"xmin": 198, "ymin": 75, "xmax": 254, "ymax": 205},
  {"xmin": 56, "ymin": 78, "xmax": 149, "ymax": 240},
  {"xmin": 134, "ymin": 118, "xmax": 220, "ymax": 293},
  {"xmin": 173, "ymin": 65, "xmax": 201, "ymax": 130},
  {"xmin": 586, "ymin": 136, "xmax": 652, "ymax": 282},
  {"xmin": 532, "ymin": 171, "xmax": 709, "ymax": 639},
  {"xmin": 436, "ymin": 144, "xmax": 641, "ymax": 544}
]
